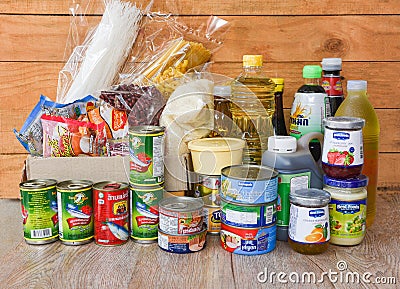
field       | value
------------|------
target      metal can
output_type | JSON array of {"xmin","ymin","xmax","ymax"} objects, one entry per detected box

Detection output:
[
  {"xmin": 130, "ymin": 185, "xmax": 163, "ymax": 243},
  {"xmin": 57, "ymin": 180, "xmax": 94, "ymax": 245},
  {"xmin": 129, "ymin": 126, "xmax": 165, "ymax": 186},
  {"xmin": 19, "ymin": 179, "xmax": 59, "ymax": 245},
  {"xmin": 203, "ymin": 205, "xmax": 221, "ymax": 235},
  {"xmin": 159, "ymin": 196, "xmax": 204, "ymax": 235},
  {"xmin": 221, "ymin": 198, "xmax": 276, "ymax": 228},
  {"xmin": 221, "ymin": 165, "xmax": 278, "ymax": 204},
  {"xmin": 158, "ymin": 225, "xmax": 207, "ymax": 254},
  {"xmin": 220, "ymin": 223, "xmax": 277, "ymax": 255},
  {"xmin": 194, "ymin": 173, "xmax": 221, "ymax": 206},
  {"xmin": 93, "ymin": 182, "xmax": 130, "ymax": 246}
]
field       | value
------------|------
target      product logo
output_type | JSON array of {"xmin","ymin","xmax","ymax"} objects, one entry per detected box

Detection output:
[
  {"xmin": 309, "ymin": 209, "xmax": 325, "ymax": 218},
  {"xmin": 239, "ymin": 181, "xmax": 254, "ymax": 188},
  {"xmin": 73, "ymin": 193, "xmax": 88, "ymax": 205},
  {"xmin": 336, "ymin": 203, "xmax": 361, "ymax": 214},
  {"xmin": 333, "ymin": 132, "xmax": 350, "ymax": 140},
  {"xmin": 241, "ymin": 240, "xmax": 257, "ymax": 252},
  {"xmin": 131, "ymin": 137, "xmax": 144, "ymax": 149},
  {"xmin": 211, "ymin": 210, "xmax": 221, "ymax": 223}
]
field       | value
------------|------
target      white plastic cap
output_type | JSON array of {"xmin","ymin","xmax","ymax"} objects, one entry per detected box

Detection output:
[
  {"xmin": 347, "ymin": 80, "xmax": 367, "ymax": 91},
  {"xmin": 213, "ymin": 85, "xmax": 231, "ymax": 97},
  {"xmin": 268, "ymin": 136, "xmax": 297, "ymax": 153},
  {"xmin": 321, "ymin": 58, "xmax": 342, "ymax": 71}
]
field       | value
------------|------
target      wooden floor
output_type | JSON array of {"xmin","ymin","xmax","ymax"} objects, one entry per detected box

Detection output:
[{"xmin": 0, "ymin": 191, "xmax": 399, "ymax": 289}]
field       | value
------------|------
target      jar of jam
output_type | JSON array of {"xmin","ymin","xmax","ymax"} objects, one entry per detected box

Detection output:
[
  {"xmin": 322, "ymin": 117, "xmax": 365, "ymax": 179},
  {"xmin": 288, "ymin": 189, "xmax": 331, "ymax": 254},
  {"xmin": 323, "ymin": 175, "xmax": 368, "ymax": 246}
]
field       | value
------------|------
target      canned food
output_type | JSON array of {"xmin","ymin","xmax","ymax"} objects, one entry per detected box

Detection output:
[
  {"xmin": 203, "ymin": 205, "xmax": 221, "ymax": 235},
  {"xmin": 220, "ymin": 223, "xmax": 276, "ymax": 255},
  {"xmin": 57, "ymin": 180, "xmax": 94, "ymax": 245},
  {"xmin": 93, "ymin": 182, "xmax": 130, "ymax": 246},
  {"xmin": 129, "ymin": 126, "xmax": 165, "ymax": 186},
  {"xmin": 158, "ymin": 225, "xmax": 207, "ymax": 254},
  {"xmin": 19, "ymin": 179, "xmax": 59, "ymax": 244},
  {"xmin": 221, "ymin": 165, "xmax": 278, "ymax": 204},
  {"xmin": 194, "ymin": 173, "xmax": 221, "ymax": 206},
  {"xmin": 159, "ymin": 197, "xmax": 204, "ymax": 235},
  {"xmin": 221, "ymin": 198, "xmax": 276, "ymax": 228},
  {"xmin": 130, "ymin": 185, "xmax": 163, "ymax": 243}
]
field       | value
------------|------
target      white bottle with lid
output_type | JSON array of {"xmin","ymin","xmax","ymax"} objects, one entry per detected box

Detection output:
[{"xmin": 262, "ymin": 132, "xmax": 324, "ymax": 241}]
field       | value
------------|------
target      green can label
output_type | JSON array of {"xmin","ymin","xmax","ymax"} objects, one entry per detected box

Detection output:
[
  {"xmin": 129, "ymin": 131, "xmax": 164, "ymax": 186},
  {"xmin": 57, "ymin": 188, "xmax": 93, "ymax": 242},
  {"xmin": 277, "ymin": 172, "xmax": 310, "ymax": 226},
  {"xmin": 131, "ymin": 187, "xmax": 163, "ymax": 240},
  {"xmin": 20, "ymin": 186, "xmax": 59, "ymax": 241},
  {"xmin": 329, "ymin": 198, "xmax": 366, "ymax": 239}
]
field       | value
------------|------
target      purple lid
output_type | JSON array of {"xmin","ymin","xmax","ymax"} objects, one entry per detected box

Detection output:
[{"xmin": 323, "ymin": 175, "xmax": 368, "ymax": 188}]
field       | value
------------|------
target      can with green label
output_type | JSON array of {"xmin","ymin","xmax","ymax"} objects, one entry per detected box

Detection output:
[
  {"xmin": 130, "ymin": 185, "xmax": 163, "ymax": 243},
  {"xmin": 129, "ymin": 126, "xmax": 165, "ymax": 186},
  {"xmin": 20, "ymin": 179, "xmax": 59, "ymax": 244},
  {"xmin": 57, "ymin": 180, "xmax": 94, "ymax": 245}
]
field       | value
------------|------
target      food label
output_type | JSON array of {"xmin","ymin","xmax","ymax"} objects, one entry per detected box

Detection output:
[
  {"xmin": 322, "ymin": 76, "xmax": 343, "ymax": 96},
  {"xmin": 277, "ymin": 173, "xmax": 310, "ymax": 226},
  {"xmin": 329, "ymin": 198, "xmax": 366, "ymax": 239},
  {"xmin": 289, "ymin": 93, "xmax": 329, "ymax": 139},
  {"xmin": 158, "ymin": 229, "xmax": 207, "ymax": 253},
  {"xmin": 203, "ymin": 206, "xmax": 221, "ymax": 233},
  {"xmin": 131, "ymin": 187, "xmax": 163, "ymax": 240},
  {"xmin": 20, "ymin": 186, "xmax": 59, "ymax": 241},
  {"xmin": 322, "ymin": 128, "xmax": 363, "ymax": 168},
  {"xmin": 57, "ymin": 188, "xmax": 94, "ymax": 242},
  {"xmin": 194, "ymin": 175, "xmax": 221, "ymax": 206},
  {"xmin": 289, "ymin": 204, "xmax": 330, "ymax": 243}
]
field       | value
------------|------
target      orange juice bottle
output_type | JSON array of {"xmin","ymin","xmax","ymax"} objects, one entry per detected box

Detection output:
[{"xmin": 335, "ymin": 80, "xmax": 380, "ymax": 227}]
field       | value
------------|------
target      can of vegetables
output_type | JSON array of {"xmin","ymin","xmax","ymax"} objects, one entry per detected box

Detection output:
[
  {"xmin": 93, "ymin": 182, "xmax": 130, "ymax": 246},
  {"xmin": 129, "ymin": 126, "xmax": 165, "ymax": 186}
]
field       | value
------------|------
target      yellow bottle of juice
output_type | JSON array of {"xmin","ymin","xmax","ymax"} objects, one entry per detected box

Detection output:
[{"xmin": 335, "ymin": 80, "xmax": 380, "ymax": 227}]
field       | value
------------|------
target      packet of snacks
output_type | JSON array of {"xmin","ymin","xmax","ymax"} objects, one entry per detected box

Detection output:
[{"xmin": 41, "ymin": 114, "xmax": 107, "ymax": 157}]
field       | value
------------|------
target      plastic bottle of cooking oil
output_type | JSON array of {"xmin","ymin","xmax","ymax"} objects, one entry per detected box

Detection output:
[
  {"xmin": 230, "ymin": 55, "xmax": 276, "ymax": 165},
  {"xmin": 335, "ymin": 80, "xmax": 380, "ymax": 227}
]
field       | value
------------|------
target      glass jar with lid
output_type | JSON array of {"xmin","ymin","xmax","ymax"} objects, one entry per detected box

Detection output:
[{"xmin": 323, "ymin": 175, "xmax": 368, "ymax": 246}]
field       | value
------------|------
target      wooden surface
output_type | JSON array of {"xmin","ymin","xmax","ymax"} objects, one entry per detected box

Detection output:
[
  {"xmin": 1, "ymin": 0, "xmax": 400, "ymax": 198},
  {"xmin": 0, "ymin": 190, "xmax": 398, "ymax": 288}
]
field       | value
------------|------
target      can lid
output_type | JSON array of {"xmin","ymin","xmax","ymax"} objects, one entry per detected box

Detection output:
[
  {"xmin": 323, "ymin": 116, "xmax": 365, "ymax": 129},
  {"xmin": 303, "ymin": 65, "xmax": 322, "ymax": 78},
  {"xmin": 57, "ymin": 180, "xmax": 93, "ymax": 190},
  {"xmin": 213, "ymin": 85, "xmax": 231, "ymax": 98},
  {"xmin": 321, "ymin": 58, "xmax": 342, "ymax": 71},
  {"xmin": 324, "ymin": 175, "xmax": 368, "ymax": 188},
  {"xmin": 159, "ymin": 196, "xmax": 204, "ymax": 212},
  {"xmin": 347, "ymin": 80, "xmax": 367, "ymax": 91},
  {"xmin": 221, "ymin": 164, "xmax": 278, "ymax": 181},
  {"xmin": 188, "ymin": 137, "xmax": 245, "ymax": 152},
  {"xmin": 268, "ymin": 136, "xmax": 297, "ymax": 153},
  {"xmin": 243, "ymin": 55, "xmax": 263, "ymax": 67},
  {"xmin": 93, "ymin": 181, "xmax": 129, "ymax": 191},
  {"xmin": 20, "ymin": 179, "xmax": 57, "ymax": 189},
  {"xmin": 290, "ymin": 189, "xmax": 331, "ymax": 206},
  {"xmin": 129, "ymin": 125, "xmax": 165, "ymax": 135}
]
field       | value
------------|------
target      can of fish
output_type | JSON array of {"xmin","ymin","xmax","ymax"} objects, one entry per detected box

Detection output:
[
  {"xmin": 159, "ymin": 196, "xmax": 204, "ymax": 235},
  {"xmin": 130, "ymin": 185, "xmax": 163, "ymax": 243},
  {"xmin": 93, "ymin": 182, "xmax": 130, "ymax": 246},
  {"xmin": 221, "ymin": 165, "xmax": 278, "ymax": 204},
  {"xmin": 194, "ymin": 173, "xmax": 221, "ymax": 206},
  {"xmin": 19, "ymin": 179, "xmax": 59, "ymax": 245},
  {"xmin": 203, "ymin": 205, "xmax": 221, "ymax": 235},
  {"xmin": 158, "ymin": 225, "xmax": 207, "ymax": 254},
  {"xmin": 220, "ymin": 198, "xmax": 277, "ymax": 228},
  {"xmin": 57, "ymin": 180, "xmax": 94, "ymax": 245},
  {"xmin": 220, "ymin": 223, "xmax": 277, "ymax": 255},
  {"xmin": 129, "ymin": 126, "xmax": 165, "ymax": 186}
]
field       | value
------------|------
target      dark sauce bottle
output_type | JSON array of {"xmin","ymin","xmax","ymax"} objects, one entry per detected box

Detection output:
[
  {"xmin": 321, "ymin": 58, "xmax": 344, "ymax": 116},
  {"xmin": 271, "ymin": 78, "xmax": 288, "ymax": 136}
]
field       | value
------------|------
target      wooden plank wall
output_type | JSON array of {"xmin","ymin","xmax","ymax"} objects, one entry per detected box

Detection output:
[{"xmin": 1, "ymin": 0, "xmax": 399, "ymax": 197}]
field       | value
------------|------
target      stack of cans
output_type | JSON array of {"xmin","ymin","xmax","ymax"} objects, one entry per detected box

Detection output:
[{"xmin": 129, "ymin": 126, "xmax": 165, "ymax": 243}]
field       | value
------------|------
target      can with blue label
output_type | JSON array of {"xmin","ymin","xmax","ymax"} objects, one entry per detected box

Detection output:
[
  {"xmin": 220, "ymin": 222, "xmax": 276, "ymax": 255},
  {"xmin": 221, "ymin": 165, "xmax": 278, "ymax": 204},
  {"xmin": 221, "ymin": 198, "xmax": 276, "ymax": 228}
]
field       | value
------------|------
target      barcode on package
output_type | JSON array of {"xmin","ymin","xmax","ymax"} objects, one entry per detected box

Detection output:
[
  {"xmin": 31, "ymin": 228, "xmax": 52, "ymax": 239},
  {"xmin": 265, "ymin": 206, "xmax": 274, "ymax": 223}
]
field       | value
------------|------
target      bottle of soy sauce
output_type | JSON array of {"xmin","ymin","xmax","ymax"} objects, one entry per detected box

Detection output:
[
  {"xmin": 321, "ymin": 58, "xmax": 344, "ymax": 116},
  {"xmin": 271, "ymin": 78, "xmax": 288, "ymax": 136}
]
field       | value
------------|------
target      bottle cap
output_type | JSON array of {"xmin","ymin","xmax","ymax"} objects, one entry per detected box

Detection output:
[
  {"xmin": 321, "ymin": 58, "xmax": 342, "ymax": 71},
  {"xmin": 303, "ymin": 65, "xmax": 322, "ymax": 78},
  {"xmin": 290, "ymin": 189, "xmax": 331, "ymax": 206},
  {"xmin": 323, "ymin": 116, "xmax": 365, "ymax": 130},
  {"xmin": 347, "ymin": 80, "xmax": 367, "ymax": 91},
  {"xmin": 213, "ymin": 85, "xmax": 231, "ymax": 98},
  {"xmin": 271, "ymin": 78, "xmax": 284, "ymax": 93},
  {"xmin": 324, "ymin": 175, "xmax": 369, "ymax": 188},
  {"xmin": 243, "ymin": 55, "xmax": 263, "ymax": 67},
  {"xmin": 268, "ymin": 136, "xmax": 297, "ymax": 153}
]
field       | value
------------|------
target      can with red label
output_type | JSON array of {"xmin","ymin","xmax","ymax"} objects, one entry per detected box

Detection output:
[{"xmin": 93, "ymin": 182, "xmax": 130, "ymax": 246}]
